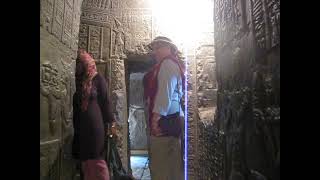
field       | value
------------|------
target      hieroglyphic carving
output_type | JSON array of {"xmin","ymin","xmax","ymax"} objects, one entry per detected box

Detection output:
[
  {"xmin": 78, "ymin": 24, "xmax": 89, "ymax": 50},
  {"xmin": 110, "ymin": 0, "xmax": 120, "ymax": 9},
  {"xmin": 41, "ymin": 60, "xmax": 73, "ymax": 136},
  {"xmin": 215, "ymin": 0, "xmax": 248, "ymax": 46},
  {"xmin": 81, "ymin": 10, "xmax": 112, "ymax": 26},
  {"xmin": 71, "ymin": 0, "xmax": 81, "ymax": 50},
  {"xmin": 62, "ymin": 1, "xmax": 73, "ymax": 46},
  {"xmin": 214, "ymin": 0, "xmax": 232, "ymax": 48},
  {"xmin": 40, "ymin": 0, "xmax": 54, "ymax": 32},
  {"xmin": 40, "ymin": 140, "xmax": 60, "ymax": 179},
  {"xmin": 109, "ymin": 17, "xmax": 125, "ymax": 59},
  {"xmin": 267, "ymin": 0, "xmax": 280, "ymax": 47},
  {"xmin": 83, "ymin": 0, "xmax": 112, "ymax": 9},
  {"xmin": 232, "ymin": 0, "xmax": 248, "ymax": 34},
  {"xmin": 52, "ymin": 0, "xmax": 65, "ymax": 39},
  {"xmin": 110, "ymin": 59, "xmax": 124, "ymax": 91},
  {"xmin": 214, "ymin": 0, "xmax": 280, "ymax": 179},
  {"xmin": 79, "ymin": 24, "xmax": 89, "ymax": 36},
  {"xmin": 60, "ymin": 60, "xmax": 73, "ymax": 131},
  {"xmin": 251, "ymin": 0, "xmax": 267, "ymax": 50},
  {"xmin": 115, "ymin": 9, "xmax": 152, "ymax": 52},
  {"xmin": 41, "ymin": 63, "xmax": 59, "ymax": 136},
  {"xmin": 197, "ymin": 57, "xmax": 217, "ymax": 108},
  {"xmin": 101, "ymin": 0, "xmax": 112, "ymax": 9},
  {"xmin": 108, "ymin": 56, "xmax": 128, "ymax": 170},
  {"xmin": 41, "ymin": 63, "xmax": 59, "ymax": 90},
  {"xmin": 89, "ymin": 25, "xmax": 102, "ymax": 59}
]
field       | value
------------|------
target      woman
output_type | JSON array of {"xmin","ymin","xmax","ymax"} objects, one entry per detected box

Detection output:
[{"xmin": 72, "ymin": 49, "xmax": 116, "ymax": 180}]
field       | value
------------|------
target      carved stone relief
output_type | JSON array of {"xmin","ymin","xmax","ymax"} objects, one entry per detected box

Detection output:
[
  {"xmin": 62, "ymin": 2, "xmax": 73, "ymax": 47},
  {"xmin": 52, "ymin": 0, "xmax": 64, "ymax": 40},
  {"xmin": 78, "ymin": 24, "xmax": 89, "ymax": 50},
  {"xmin": 40, "ymin": 0, "xmax": 55, "ymax": 32},
  {"xmin": 214, "ymin": 0, "xmax": 280, "ymax": 179},
  {"xmin": 83, "ymin": 0, "xmax": 112, "ymax": 9},
  {"xmin": 115, "ymin": 9, "xmax": 152, "ymax": 53},
  {"xmin": 41, "ymin": 63, "xmax": 61, "ymax": 136},
  {"xmin": 267, "ymin": 0, "xmax": 280, "ymax": 47},
  {"xmin": 41, "ymin": 0, "xmax": 82, "ymax": 179},
  {"xmin": 251, "ymin": 0, "xmax": 267, "ymax": 50},
  {"xmin": 40, "ymin": 140, "xmax": 60, "ymax": 179},
  {"xmin": 89, "ymin": 25, "xmax": 102, "ymax": 60},
  {"xmin": 110, "ymin": 18, "xmax": 126, "ymax": 58}
]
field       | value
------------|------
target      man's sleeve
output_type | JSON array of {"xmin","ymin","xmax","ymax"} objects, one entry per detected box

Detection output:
[{"xmin": 153, "ymin": 60, "xmax": 179, "ymax": 116}]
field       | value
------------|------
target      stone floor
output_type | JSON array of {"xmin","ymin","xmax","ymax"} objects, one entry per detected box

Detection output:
[{"xmin": 130, "ymin": 155, "xmax": 151, "ymax": 180}]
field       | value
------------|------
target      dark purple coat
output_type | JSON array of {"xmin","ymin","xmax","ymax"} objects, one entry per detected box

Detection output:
[{"xmin": 72, "ymin": 73, "xmax": 114, "ymax": 161}]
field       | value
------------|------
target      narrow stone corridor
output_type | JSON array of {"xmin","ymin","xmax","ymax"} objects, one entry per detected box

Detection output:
[{"xmin": 40, "ymin": 0, "xmax": 280, "ymax": 179}]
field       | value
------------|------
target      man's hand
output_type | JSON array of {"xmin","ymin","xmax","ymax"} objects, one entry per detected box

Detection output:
[{"xmin": 151, "ymin": 113, "xmax": 163, "ymax": 136}]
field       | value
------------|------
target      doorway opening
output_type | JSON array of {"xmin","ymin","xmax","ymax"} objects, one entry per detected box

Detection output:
[{"xmin": 125, "ymin": 53, "xmax": 155, "ymax": 179}]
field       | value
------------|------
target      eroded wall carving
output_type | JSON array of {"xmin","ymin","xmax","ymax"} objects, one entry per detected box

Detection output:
[
  {"xmin": 40, "ymin": 0, "xmax": 82, "ymax": 178},
  {"xmin": 214, "ymin": 0, "xmax": 280, "ymax": 179}
]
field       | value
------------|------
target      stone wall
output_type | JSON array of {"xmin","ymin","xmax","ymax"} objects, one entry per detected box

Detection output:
[
  {"xmin": 177, "ymin": 14, "xmax": 217, "ymax": 180},
  {"xmin": 78, "ymin": 1, "xmax": 220, "ymax": 178},
  {"xmin": 40, "ymin": 0, "xmax": 83, "ymax": 179},
  {"xmin": 214, "ymin": 0, "xmax": 280, "ymax": 179},
  {"xmin": 128, "ymin": 73, "xmax": 147, "ymax": 150}
]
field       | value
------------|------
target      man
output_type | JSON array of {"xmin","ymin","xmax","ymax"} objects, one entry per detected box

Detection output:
[{"xmin": 143, "ymin": 36, "xmax": 185, "ymax": 180}]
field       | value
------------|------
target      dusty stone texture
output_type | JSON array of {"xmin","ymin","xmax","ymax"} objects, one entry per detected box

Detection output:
[
  {"xmin": 185, "ymin": 55, "xmax": 198, "ymax": 179},
  {"xmin": 198, "ymin": 120, "xmax": 224, "ymax": 179},
  {"xmin": 40, "ymin": 0, "xmax": 227, "ymax": 179},
  {"xmin": 110, "ymin": 58, "xmax": 129, "ymax": 171},
  {"xmin": 40, "ymin": 0, "xmax": 83, "ymax": 179},
  {"xmin": 180, "ymin": 23, "xmax": 218, "ymax": 179},
  {"xmin": 214, "ymin": 0, "xmax": 280, "ymax": 179},
  {"xmin": 127, "ymin": 73, "xmax": 148, "ymax": 150},
  {"xmin": 129, "ymin": 73, "xmax": 145, "ymax": 108},
  {"xmin": 128, "ymin": 107, "xmax": 148, "ymax": 150},
  {"xmin": 125, "ymin": 57, "xmax": 153, "ymax": 153}
]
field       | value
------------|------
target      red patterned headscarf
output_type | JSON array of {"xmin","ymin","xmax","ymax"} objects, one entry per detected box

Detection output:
[{"xmin": 76, "ymin": 49, "xmax": 98, "ymax": 111}]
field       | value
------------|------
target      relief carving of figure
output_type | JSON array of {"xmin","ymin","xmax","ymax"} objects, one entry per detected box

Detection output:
[
  {"xmin": 60, "ymin": 60, "xmax": 73, "ymax": 132},
  {"xmin": 115, "ymin": 31, "xmax": 125, "ymax": 58},
  {"xmin": 41, "ymin": 63, "xmax": 61, "ymax": 136},
  {"xmin": 113, "ymin": 18, "xmax": 125, "ymax": 58},
  {"xmin": 270, "ymin": 2, "xmax": 280, "ymax": 47}
]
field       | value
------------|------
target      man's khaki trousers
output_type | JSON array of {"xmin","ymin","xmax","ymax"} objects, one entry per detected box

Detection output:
[{"xmin": 148, "ymin": 136, "xmax": 184, "ymax": 180}]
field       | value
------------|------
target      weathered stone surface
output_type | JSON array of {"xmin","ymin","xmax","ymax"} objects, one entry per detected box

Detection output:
[
  {"xmin": 176, "ymin": 17, "xmax": 217, "ymax": 179},
  {"xmin": 40, "ymin": 1, "xmax": 280, "ymax": 179},
  {"xmin": 128, "ymin": 107, "xmax": 147, "ymax": 150},
  {"xmin": 214, "ymin": 0, "xmax": 280, "ymax": 180},
  {"xmin": 198, "ymin": 122, "xmax": 224, "ymax": 179},
  {"xmin": 40, "ymin": 0, "xmax": 83, "ymax": 179},
  {"xmin": 115, "ymin": 8, "xmax": 152, "ymax": 55},
  {"xmin": 129, "ymin": 73, "xmax": 145, "ymax": 107}
]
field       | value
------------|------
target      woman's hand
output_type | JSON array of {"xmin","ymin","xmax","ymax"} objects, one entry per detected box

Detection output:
[
  {"xmin": 111, "ymin": 121, "xmax": 117, "ymax": 137},
  {"xmin": 106, "ymin": 121, "xmax": 117, "ymax": 137}
]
